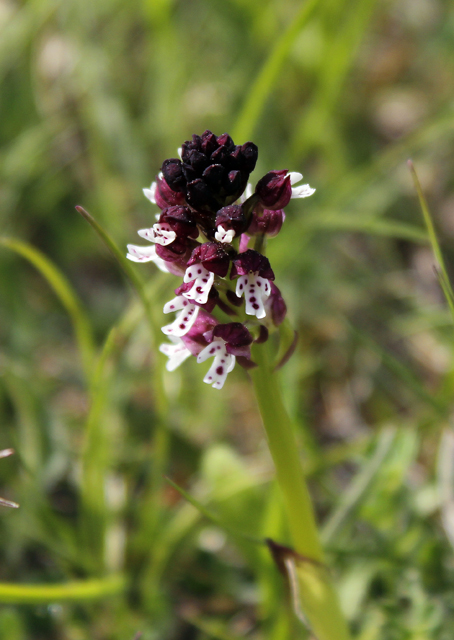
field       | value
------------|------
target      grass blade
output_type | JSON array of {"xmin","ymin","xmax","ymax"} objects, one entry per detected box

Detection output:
[
  {"xmin": 0, "ymin": 575, "xmax": 125, "ymax": 604},
  {"xmin": 0, "ymin": 236, "xmax": 95, "ymax": 382},
  {"xmin": 232, "ymin": 0, "xmax": 322, "ymax": 142}
]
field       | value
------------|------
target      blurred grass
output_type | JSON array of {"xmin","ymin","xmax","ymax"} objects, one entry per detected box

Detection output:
[{"xmin": 2, "ymin": 0, "xmax": 454, "ymax": 638}]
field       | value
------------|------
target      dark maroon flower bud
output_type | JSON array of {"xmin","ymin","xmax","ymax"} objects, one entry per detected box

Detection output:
[
  {"xmin": 239, "ymin": 141, "xmax": 258, "ymax": 172},
  {"xmin": 161, "ymin": 158, "xmax": 187, "ymax": 193},
  {"xmin": 223, "ymin": 169, "xmax": 242, "ymax": 196},
  {"xmin": 216, "ymin": 133, "xmax": 235, "ymax": 150},
  {"xmin": 159, "ymin": 206, "xmax": 199, "ymax": 239},
  {"xmin": 186, "ymin": 178, "xmax": 218, "ymax": 211},
  {"xmin": 154, "ymin": 175, "xmax": 186, "ymax": 208},
  {"xmin": 215, "ymin": 205, "xmax": 246, "ymax": 235},
  {"xmin": 209, "ymin": 322, "xmax": 253, "ymax": 357},
  {"xmin": 211, "ymin": 145, "xmax": 229, "ymax": 165},
  {"xmin": 187, "ymin": 242, "xmax": 230, "ymax": 277},
  {"xmin": 202, "ymin": 164, "xmax": 225, "ymax": 189},
  {"xmin": 156, "ymin": 240, "xmax": 192, "ymax": 263},
  {"xmin": 186, "ymin": 149, "xmax": 209, "ymax": 173},
  {"xmin": 255, "ymin": 170, "xmax": 292, "ymax": 210},
  {"xmin": 248, "ymin": 208, "xmax": 285, "ymax": 237},
  {"xmin": 230, "ymin": 249, "xmax": 275, "ymax": 280},
  {"xmin": 265, "ymin": 282, "xmax": 287, "ymax": 326},
  {"xmin": 201, "ymin": 130, "xmax": 218, "ymax": 156},
  {"xmin": 182, "ymin": 162, "xmax": 198, "ymax": 183}
]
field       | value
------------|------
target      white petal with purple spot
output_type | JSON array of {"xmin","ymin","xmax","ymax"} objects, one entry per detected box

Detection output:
[
  {"xmin": 235, "ymin": 272, "xmax": 271, "ymax": 319},
  {"xmin": 197, "ymin": 339, "xmax": 236, "ymax": 390},
  {"xmin": 182, "ymin": 264, "xmax": 215, "ymax": 305},
  {"xmin": 138, "ymin": 223, "xmax": 176, "ymax": 246},
  {"xmin": 161, "ymin": 296, "xmax": 200, "ymax": 337},
  {"xmin": 215, "ymin": 225, "xmax": 235, "ymax": 244}
]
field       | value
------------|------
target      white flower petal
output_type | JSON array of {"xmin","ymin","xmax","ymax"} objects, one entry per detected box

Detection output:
[
  {"xmin": 286, "ymin": 171, "xmax": 315, "ymax": 199},
  {"xmin": 215, "ymin": 225, "xmax": 235, "ymax": 243},
  {"xmin": 143, "ymin": 183, "xmax": 157, "ymax": 204},
  {"xmin": 161, "ymin": 298, "xmax": 200, "ymax": 337},
  {"xmin": 182, "ymin": 265, "xmax": 214, "ymax": 305},
  {"xmin": 138, "ymin": 223, "xmax": 176, "ymax": 246},
  {"xmin": 235, "ymin": 272, "xmax": 271, "ymax": 320},
  {"xmin": 126, "ymin": 244, "xmax": 170, "ymax": 272},
  {"xmin": 291, "ymin": 184, "xmax": 316, "ymax": 199},
  {"xmin": 288, "ymin": 172, "xmax": 303, "ymax": 185},
  {"xmin": 197, "ymin": 338, "xmax": 235, "ymax": 389},
  {"xmin": 159, "ymin": 339, "xmax": 192, "ymax": 371}
]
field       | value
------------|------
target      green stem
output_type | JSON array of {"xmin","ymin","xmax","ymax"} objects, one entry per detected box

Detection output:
[{"xmin": 250, "ymin": 342, "xmax": 351, "ymax": 640}]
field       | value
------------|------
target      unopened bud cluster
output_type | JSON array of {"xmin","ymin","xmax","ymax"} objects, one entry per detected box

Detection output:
[{"xmin": 127, "ymin": 131, "xmax": 315, "ymax": 389}]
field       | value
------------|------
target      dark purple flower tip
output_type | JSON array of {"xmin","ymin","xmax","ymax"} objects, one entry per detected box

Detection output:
[
  {"xmin": 209, "ymin": 322, "xmax": 253, "ymax": 357},
  {"xmin": 201, "ymin": 130, "xmax": 218, "ymax": 156},
  {"xmin": 181, "ymin": 310, "xmax": 218, "ymax": 355},
  {"xmin": 239, "ymin": 141, "xmax": 258, "ymax": 172},
  {"xmin": 159, "ymin": 205, "xmax": 199, "ymax": 239},
  {"xmin": 216, "ymin": 133, "xmax": 235, "ymax": 151},
  {"xmin": 187, "ymin": 242, "xmax": 230, "ymax": 277},
  {"xmin": 175, "ymin": 281, "xmax": 219, "ymax": 312},
  {"xmin": 187, "ymin": 149, "xmax": 209, "ymax": 173},
  {"xmin": 161, "ymin": 158, "xmax": 187, "ymax": 193},
  {"xmin": 223, "ymin": 169, "xmax": 243, "ymax": 196},
  {"xmin": 230, "ymin": 249, "xmax": 275, "ymax": 280},
  {"xmin": 266, "ymin": 282, "xmax": 287, "ymax": 326},
  {"xmin": 202, "ymin": 163, "xmax": 226, "ymax": 189},
  {"xmin": 215, "ymin": 205, "xmax": 247, "ymax": 235},
  {"xmin": 186, "ymin": 178, "xmax": 218, "ymax": 211},
  {"xmin": 154, "ymin": 175, "xmax": 186, "ymax": 209},
  {"xmin": 248, "ymin": 208, "xmax": 285, "ymax": 237},
  {"xmin": 255, "ymin": 170, "xmax": 292, "ymax": 210},
  {"xmin": 210, "ymin": 145, "xmax": 230, "ymax": 166}
]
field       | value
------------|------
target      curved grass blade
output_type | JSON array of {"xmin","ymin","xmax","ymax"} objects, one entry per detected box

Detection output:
[
  {"xmin": 75, "ymin": 206, "xmax": 156, "ymax": 330},
  {"xmin": 408, "ymin": 160, "xmax": 454, "ymax": 322},
  {"xmin": 301, "ymin": 213, "xmax": 428, "ymax": 243},
  {"xmin": 0, "ymin": 236, "xmax": 95, "ymax": 382},
  {"xmin": 232, "ymin": 0, "xmax": 322, "ymax": 142},
  {"xmin": 165, "ymin": 476, "xmax": 263, "ymax": 546}
]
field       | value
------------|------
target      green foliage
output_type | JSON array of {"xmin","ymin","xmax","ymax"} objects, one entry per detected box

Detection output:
[{"xmin": 1, "ymin": 0, "xmax": 454, "ymax": 638}]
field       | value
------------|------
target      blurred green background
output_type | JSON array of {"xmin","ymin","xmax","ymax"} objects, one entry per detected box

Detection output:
[{"xmin": 2, "ymin": 0, "xmax": 454, "ymax": 638}]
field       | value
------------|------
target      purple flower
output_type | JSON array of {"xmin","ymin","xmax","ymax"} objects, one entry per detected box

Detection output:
[{"xmin": 126, "ymin": 130, "xmax": 315, "ymax": 389}]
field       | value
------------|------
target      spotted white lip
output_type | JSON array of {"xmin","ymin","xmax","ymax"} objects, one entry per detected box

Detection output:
[
  {"xmin": 235, "ymin": 272, "xmax": 271, "ymax": 319},
  {"xmin": 182, "ymin": 264, "xmax": 215, "ymax": 305},
  {"xmin": 161, "ymin": 296, "xmax": 200, "ymax": 337},
  {"xmin": 197, "ymin": 339, "xmax": 236, "ymax": 390}
]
